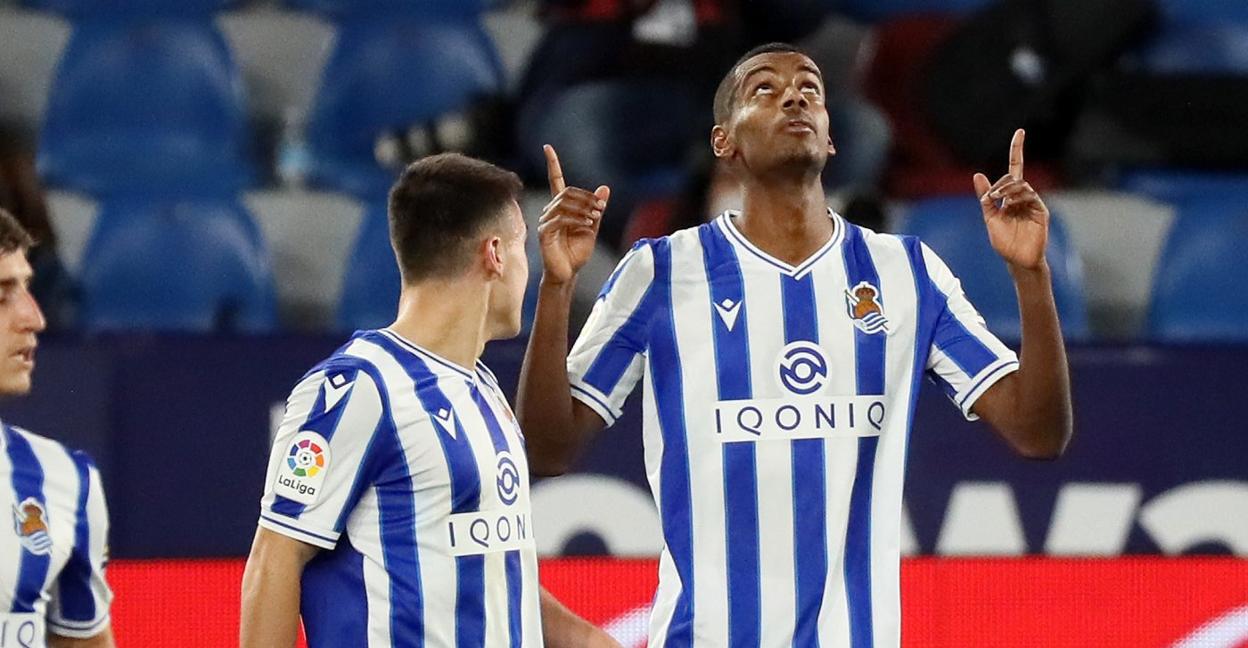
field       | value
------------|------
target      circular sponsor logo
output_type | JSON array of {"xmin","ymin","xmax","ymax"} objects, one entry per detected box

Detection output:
[
  {"xmin": 776, "ymin": 341, "xmax": 829, "ymax": 395},
  {"xmin": 496, "ymin": 452, "xmax": 520, "ymax": 506},
  {"xmin": 287, "ymin": 435, "xmax": 327, "ymax": 478}
]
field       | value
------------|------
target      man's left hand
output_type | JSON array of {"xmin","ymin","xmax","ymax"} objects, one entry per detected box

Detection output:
[{"xmin": 973, "ymin": 128, "xmax": 1050, "ymax": 273}]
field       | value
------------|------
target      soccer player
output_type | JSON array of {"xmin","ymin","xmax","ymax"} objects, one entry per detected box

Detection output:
[
  {"xmin": 240, "ymin": 154, "xmax": 619, "ymax": 647},
  {"xmin": 0, "ymin": 208, "xmax": 114, "ymax": 647},
  {"xmin": 518, "ymin": 43, "xmax": 1073, "ymax": 646}
]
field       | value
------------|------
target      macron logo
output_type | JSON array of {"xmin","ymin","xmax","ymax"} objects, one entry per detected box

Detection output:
[
  {"xmin": 432, "ymin": 407, "xmax": 457, "ymax": 438},
  {"xmin": 714, "ymin": 298, "xmax": 742, "ymax": 332},
  {"xmin": 323, "ymin": 373, "xmax": 354, "ymax": 411}
]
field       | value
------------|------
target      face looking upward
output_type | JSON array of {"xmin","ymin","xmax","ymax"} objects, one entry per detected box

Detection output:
[
  {"xmin": 0, "ymin": 249, "xmax": 45, "ymax": 396},
  {"xmin": 713, "ymin": 51, "xmax": 835, "ymax": 179}
]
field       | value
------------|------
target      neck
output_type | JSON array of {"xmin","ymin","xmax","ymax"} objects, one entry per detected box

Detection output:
[
  {"xmin": 735, "ymin": 170, "xmax": 833, "ymax": 266},
  {"xmin": 388, "ymin": 277, "xmax": 492, "ymax": 371}
]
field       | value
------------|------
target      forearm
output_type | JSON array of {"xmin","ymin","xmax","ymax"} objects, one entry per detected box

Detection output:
[
  {"xmin": 239, "ymin": 533, "xmax": 309, "ymax": 648},
  {"xmin": 48, "ymin": 629, "xmax": 114, "ymax": 648},
  {"xmin": 517, "ymin": 278, "xmax": 591, "ymax": 475},
  {"xmin": 541, "ymin": 587, "xmax": 620, "ymax": 648},
  {"xmin": 1007, "ymin": 261, "xmax": 1073, "ymax": 456}
]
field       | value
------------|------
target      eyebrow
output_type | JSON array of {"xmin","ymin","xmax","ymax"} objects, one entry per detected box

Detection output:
[{"xmin": 740, "ymin": 63, "xmax": 825, "ymax": 90}]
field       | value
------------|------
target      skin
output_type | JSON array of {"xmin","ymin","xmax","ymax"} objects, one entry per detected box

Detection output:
[
  {"xmin": 0, "ymin": 249, "xmax": 114, "ymax": 647},
  {"xmin": 240, "ymin": 201, "xmax": 620, "ymax": 647},
  {"xmin": 518, "ymin": 51, "xmax": 1071, "ymax": 477}
]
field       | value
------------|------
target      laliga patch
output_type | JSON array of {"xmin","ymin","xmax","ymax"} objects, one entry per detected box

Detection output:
[{"xmin": 275, "ymin": 431, "xmax": 331, "ymax": 505}]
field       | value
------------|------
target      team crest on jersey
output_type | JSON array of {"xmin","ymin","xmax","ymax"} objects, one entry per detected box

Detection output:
[
  {"xmin": 13, "ymin": 497, "xmax": 52, "ymax": 555},
  {"xmin": 845, "ymin": 281, "xmax": 892, "ymax": 335},
  {"xmin": 274, "ymin": 431, "xmax": 331, "ymax": 505}
]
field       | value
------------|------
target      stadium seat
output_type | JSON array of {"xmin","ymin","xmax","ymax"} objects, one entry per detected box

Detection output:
[
  {"xmin": 22, "ymin": 0, "xmax": 237, "ymax": 18},
  {"xmin": 79, "ymin": 197, "xmax": 278, "ymax": 333},
  {"xmin": 837, "ymin": 0, "xmax": 993, "ymax": 23},
  {"xmin": 1145, "ymin": 201, "xmax": 1248, "ymax": 342},
  {"xmin": 336, "ymin": 197, "xmax": 399, "ymax": 331},
  {"xmin": 1120, "ymin": 170, "xmax": 1248, "ymax": 204},
  {"xmin": 284, "ymin": 0, "xmax": 492, "ymax": 18},
  {"xmin": 38, "ymin": 19, "xmax": 253, "ymax": 196},
  {"xmin": 1153, "ymin": 0, "xmax": 1248, "ymax": 26},
  {"xmin": 901, "ymin": 196, "xmax": 1091, "ymax": 341},
  {"xmin": 1137, "ymin": 24, "xmax": 1248, "ymax": 74},
  {"xmin": 303, "ymin": 14, "xmax": 504, "ymax": 197}
]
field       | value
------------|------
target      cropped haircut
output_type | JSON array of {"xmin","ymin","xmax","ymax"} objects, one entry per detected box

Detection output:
[
  {"xmin": 713, "ymin": 42, "xmax": 818, "ymax": 125},
  {"xmin": 388, "ymin": 153, "xmax": 523, "ymax": 282},
  {"xmin": 0, "ymin": 208, "xmax": 34, "ymax": 256}
]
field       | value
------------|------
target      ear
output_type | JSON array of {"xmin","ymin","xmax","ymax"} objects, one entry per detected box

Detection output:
[
  {"xmin": 483, "ymin": 236, "xmax": 505, "ymax": 277},
  {"xmin": 827, "ymin": 135, "xmax": 837, "ymax": 157},
  {"xmin": 711, "ymin": 124, "xmax": 733, "ymax": 160}
]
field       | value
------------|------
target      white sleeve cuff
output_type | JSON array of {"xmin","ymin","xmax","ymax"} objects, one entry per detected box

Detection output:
[
  {"xmin": 569, "ymin": 382, "xmax": 621, "ymax": 427},
  {"xmin": 47, "ymin": 614, "xmax": 110, "ymax": 639},
  {"xmin": 259, "ymin": 513, "xmax": 339, "ymax": 550},
  {"xmin": 955, "ymin": 358, "xmax": 1020, "ymax": 421}
]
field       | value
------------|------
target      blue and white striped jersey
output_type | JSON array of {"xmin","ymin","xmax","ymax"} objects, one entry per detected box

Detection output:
[
  {"xmin": 1, "ymin": 424, "xmax": 112, "ymax": 646},
  {"xmin": 568, "ymin": 212, "xmax": 1018, "ymax": 648},
  {"xmin": 259, "ymin": 329, "xmax": 542, "ymax": 648}
]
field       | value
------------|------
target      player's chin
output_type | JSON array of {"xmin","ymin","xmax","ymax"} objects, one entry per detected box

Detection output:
[{"xmin": 0, "ymin": 372, "xmax": 33, "ymax": 397}]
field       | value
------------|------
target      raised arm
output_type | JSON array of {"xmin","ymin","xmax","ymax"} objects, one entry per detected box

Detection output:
[
  {"xmin": 240, "ymin": 528, "xmax": 319, "ymax": 648},
  {"xmin": 517, "ymin": 146, "xmax": 612, "ymax": 476},
  {"xmin": 969, "ymin": 129, "xmax": 1073, "ymax": 458}
]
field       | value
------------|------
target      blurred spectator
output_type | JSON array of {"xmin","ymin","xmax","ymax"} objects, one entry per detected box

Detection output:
[
  {"xmin": 516, "ymin": 0, "xmax": 891, "ymax": 251},
  {"xmin": 0, "ymin": 126, "xmax": 76, "ymax": 330}
]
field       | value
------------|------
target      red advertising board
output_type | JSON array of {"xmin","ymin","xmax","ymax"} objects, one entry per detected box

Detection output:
[{"xmin": 108, "ymin": 558, "xmax": 1248, "ymax": 647}]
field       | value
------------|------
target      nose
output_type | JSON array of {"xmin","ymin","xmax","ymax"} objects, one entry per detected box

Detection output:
[
  {"xmin": 19, "ymin": 291, "xmax": 45, "ymax": 333},
  {"xmin": 782, "ymin": 84, "xmax": 808, "ymax": 110}
]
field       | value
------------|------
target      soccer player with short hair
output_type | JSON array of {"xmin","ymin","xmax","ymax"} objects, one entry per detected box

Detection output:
[
  {"xmin": 518, "ymin": 43, "xmax": 1073, "ymax": 646},
  {"xmin": 0, "ymin": 208, "xmax": 114, "ymax": 647},
  {"xmin": 241, "ymin": 154, "xmax": 619, "ymax": 647}
]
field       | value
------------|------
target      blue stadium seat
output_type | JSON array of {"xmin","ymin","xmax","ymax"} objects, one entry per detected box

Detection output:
[
  {"xmin": 79, "ymin": 197, "xmax": 278, "ymax": 333},
  {"xmin": 1138, "ymin": 24, "xmax": 1248, "ymax": 74},
  {"xmin": 285, "ymin": 0, "xmax": 492, "ymax": 18},
  {"xmin": 1146, "ymin": 200, "xmax": 1248, "ymax": 342},
  {"xmin": 1120, "ymin": 170, "xmax": 1248, "ymax": 204},
  {"xmin": 303, "ymin": 15, "xmax": 504, "ymax": 197},
  {"xmin": 836, "ymin": 0, "xmax": 992, "ymax": 23},
  {"xmin": 22, "ymin": 0, "xmax": 237, "ymax": 18},
  {"xmin": 38, "ymin": 20, "xmax": 253, "ymax": 196},
  {"xmin": 336, "ymin": 198, "xmax": 400, "ymax": 331},
  {"xmin": 901, "ymin": 196, "xmax": 1090, "ymax": 341},
  {"xmin": 1153, "ymin": 0, "xmax": 1248, "ymax": 26}
]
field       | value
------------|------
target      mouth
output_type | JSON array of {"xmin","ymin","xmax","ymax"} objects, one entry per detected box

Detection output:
[
  {"xmin": 12, "ymin": 345, "xmax": 34, "ymax": 368},
  {"xmin": 782, "ymin": 119, "xmax": 816, "ymax": 135}
]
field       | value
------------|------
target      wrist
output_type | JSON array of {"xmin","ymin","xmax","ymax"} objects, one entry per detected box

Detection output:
[
  {"xmin": 1008, "ymin": 259, "xmax": 1051, "ymax": 283},
  {"xmin": 540, "ymin": 274, "xmax": 577, "ymax": 293}
]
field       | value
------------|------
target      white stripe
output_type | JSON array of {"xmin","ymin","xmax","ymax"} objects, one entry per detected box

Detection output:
[
  {"xmin": 350, "ymin": 488, "xmax": 393, "ymax": 647},
  {"xmin": 1173, "ymin": 603, "xmax": 1248, "ymax": 648},
  {"xmin": 811, "ymin": 247, "xmax": 858, "ymax": 648},
  {"xmin": 260, "ymin": 370, "xmax": 325, "ymax": 513},
  {"xmin": 643, "ymin": 376, "xmax": 677, "ymax": 646},
  {"xmin": 25, "ymin": 431, "xmax": 81, "ymax": 608},
  {"xmin": 0, "ymin": 443, "xmax": 21, "ymax": 613},
  {"xmin": 348, "ymin": 339, "xmax": 460, "ymax": 648},
  {"xmin": 867, "ymin": 234, "xmax": 921, "ymax": 648}
]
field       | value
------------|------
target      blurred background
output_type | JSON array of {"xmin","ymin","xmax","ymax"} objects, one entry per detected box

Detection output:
[{"xmin": 0, "ymin": 0, "xmax": 1245, "ymax": 645}]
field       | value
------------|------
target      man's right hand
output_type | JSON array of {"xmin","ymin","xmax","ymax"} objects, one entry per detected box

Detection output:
[{"xmin": 539, "ymin": 145, "xmax": 609, "ymax": 285}]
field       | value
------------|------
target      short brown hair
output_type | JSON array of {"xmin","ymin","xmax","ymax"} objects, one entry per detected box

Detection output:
[
  {"xmin": 0, "ymin": 208, "xmax": 34, "ymax": 256},
  {"xmin": 713, "ymin": 42, "xmax": 819, "ymax": 125},
  {"xmin": 388, "ymin": 153, "xmax": 523, "ymax": 282}
]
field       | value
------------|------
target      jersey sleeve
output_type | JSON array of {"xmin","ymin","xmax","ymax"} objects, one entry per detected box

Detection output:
[
  {"xmin": 921, "ymin": 243, "xmax": 1020, "ymax": 420},
  {"xmin": 46, "ymin": 454, "xmax": 113, "ymax": 639},
  {"xmin": 258, "ymin": 362, "xmax": 388, "ymax": 549},
  {"xmin": 567, "ymin": 241, "xmax": 657, "ymax": 426}
]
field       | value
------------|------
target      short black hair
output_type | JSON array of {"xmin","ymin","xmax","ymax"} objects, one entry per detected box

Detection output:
[
  {"xmin": 0, "ymin": 208, "xmax": 34, "ymax": 256},
  {"xmin": 713, "ymin": 42, "xmax": 818, "ymax": 125},
  {"xmin": 388, "ymin": 153, "xmax": 523, "ymax": 282}
]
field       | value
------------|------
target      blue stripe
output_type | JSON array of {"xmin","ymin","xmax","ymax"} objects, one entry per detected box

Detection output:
[
  {"xmin": 302, "ymin": 538, "xmax": 369, "ymax": 648},
  {"xmin": 780, "ymin": 273, "xmax": 827, "ymax": 648},
  {"xmin": 650, "ymin": 240, "xmax": 695, "ymax": 647},
  {"xmin": 259, "ymin": 514, "xmax": 339, "ymax": 544},
  {"xmin": 370, "ymin": 332, "xmax": 484, "ymax": 648},
  {"xmin": 55, "ymin": 452, "xmax": 97, "ymax": 623},
  {"xmin": 904, "ymin": 237, "xmax": 943, "ymax": 466},
  {"xmin": 273, "ymin": 364, "xmax": 360, "ymax": 519},
  {"xmin": 699, "ymin": 224, "xmax": 760, "ymax": 648},
  {"xmin": 6, "ymin": 426, "xmax": 52, "ymax": 614},
  {"xmin": 957, "ymin": 361, "xmax": 1020, "ymax": 411},
  {"xmin": 582, "ymin": 284, "xmax": 654, "ymax": 397},
  {"xmin": 472, "ymin": 387, "xmax": 524, "ymax": 648},
  {"xmin": 570, "ymin": 384, "xmax": 617, "ymax": 421},
  {"xmin": 840, "ymin": 225, "xmax": 883, "ymax": 648},
  {"xmin": 930, "ymin": 282, "xmax": 998, "ymax": 377}
]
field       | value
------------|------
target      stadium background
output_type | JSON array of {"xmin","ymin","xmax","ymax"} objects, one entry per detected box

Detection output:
[{"xmin": 0, "ymin": 0, "xmax": 1245, "ymax": 645}]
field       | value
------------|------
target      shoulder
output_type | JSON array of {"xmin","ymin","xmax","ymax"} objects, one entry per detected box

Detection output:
[{"xmin": 7, "ymin": 426, "xmax": 85, "ymax": 465}]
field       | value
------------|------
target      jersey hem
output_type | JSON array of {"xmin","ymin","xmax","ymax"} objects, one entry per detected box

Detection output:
[
  {"xmin": 956, "ymin": 357, "xmax": 1020, "ymax": 420},
  {"xmin": 258, "ymin": 514, "xmax": 339, "ymax": 550},
  {"xmin": 47, "ymin": 613, "xmax": 110, "ymax": 638}
]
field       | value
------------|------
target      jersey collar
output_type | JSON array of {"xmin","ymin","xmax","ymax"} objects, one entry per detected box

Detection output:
[
  {"xmin": 379, "ymin": 328, "xmax": 477, "ymax": 382},
  {"xmin": 716, "ymin": 208, "xmax": 847, "ymax": 279}
]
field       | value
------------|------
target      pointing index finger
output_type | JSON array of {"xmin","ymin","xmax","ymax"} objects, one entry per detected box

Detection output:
[
  {"xmin": 544, "ymin": 144, "xmax": 566, "ymax": 197},
  {"xmin": 1009, "ymin": 128, "xmax": 1025, "ymax": 180}
]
